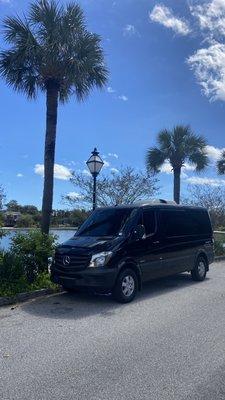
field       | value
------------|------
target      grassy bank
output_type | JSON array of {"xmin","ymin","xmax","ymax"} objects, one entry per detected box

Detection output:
[
  {"xmin": 0, "ymin": 230, "xmax": 58, "ymax": 298},
  {"xmin": 0, "ymin": 272, "xmax": 58, "ymax": 297}
]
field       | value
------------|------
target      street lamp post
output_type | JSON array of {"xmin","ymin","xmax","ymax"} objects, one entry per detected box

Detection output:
[{"xmin": 86, "ymin": 148, "xmax": 104, "ymax": 210}]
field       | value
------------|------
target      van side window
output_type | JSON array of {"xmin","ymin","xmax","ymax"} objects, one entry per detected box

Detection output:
[
  {"xmin": 161, "ymin": 210, "xmax": 185, "ymax": 237},
  {"xmin": 161, "ymin": 209, "xmax": 211, "ymax": 237},
  {"xmin": 142, "ymin": 209, "xmax": 156, "ymax": 236}
]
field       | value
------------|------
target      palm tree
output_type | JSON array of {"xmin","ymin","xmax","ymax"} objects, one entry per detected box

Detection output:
[
  {"xmin": 146, "ymin": 125, "xmax": 208, "ymax": 204},
  {"xmin": 0, "ymin": 0, "xmax": 108, "ymax": 234},
  {"xmin": 217, "ymin": 151, "xmax": 225, "ymax": 175}
]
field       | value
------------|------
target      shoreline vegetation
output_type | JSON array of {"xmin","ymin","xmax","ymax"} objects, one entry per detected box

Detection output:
[{"xmin": 0, "ymin": 230, "xmax": 57, "ymax": 297}]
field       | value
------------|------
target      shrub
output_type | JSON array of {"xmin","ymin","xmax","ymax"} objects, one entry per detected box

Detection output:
[
  {"xmin": 15, "ymin": 214, "xmax": 35, "ymax": 228},
  {"xmin": 214, "ymin": 240, "xmax": 225, "ymax": 257},
  {"xmin": 0, "ymin": 250, "xmax": 27, "ymax": 297},
  {"xmin": 10, "ymin": 230, "xmax": 57, "ymax": 283},
  {"xmin": 0, "ymin": 250, "xmax": 24, "ymax": 282}
]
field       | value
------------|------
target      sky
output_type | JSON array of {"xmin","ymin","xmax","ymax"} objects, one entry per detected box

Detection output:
[{"xmin": 1, "ymin": 0, "xmax": 225, "ymax": 209}]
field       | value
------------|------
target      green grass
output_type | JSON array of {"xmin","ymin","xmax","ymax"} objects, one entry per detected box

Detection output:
[{"xmin": 0, "ymin": 273, "xmax": 58, "ymax": 298}]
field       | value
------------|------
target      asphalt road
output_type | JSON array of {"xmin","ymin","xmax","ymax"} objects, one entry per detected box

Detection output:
[{"xmin": 1, "ymin": 262, "xmax": 225, "ymax": 400}]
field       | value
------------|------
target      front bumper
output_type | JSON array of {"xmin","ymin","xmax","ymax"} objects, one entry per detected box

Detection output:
[{"xmin": 51, "ymin": 266, "xmax": 118, "ymax": 290}]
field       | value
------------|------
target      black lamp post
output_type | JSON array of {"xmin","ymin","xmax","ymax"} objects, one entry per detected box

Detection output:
[{"xmin": 86, "ymin": 148, "xmax": 104, "ymax": 210}]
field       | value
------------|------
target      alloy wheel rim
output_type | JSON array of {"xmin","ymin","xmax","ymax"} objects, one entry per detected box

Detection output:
[
  {"xmin": 198, "ymin": 260, "xmax": 206, "ymax": 277},
  {"xmin": 122, "ymin": 275, "xmax": 135, "ymax": 297}
]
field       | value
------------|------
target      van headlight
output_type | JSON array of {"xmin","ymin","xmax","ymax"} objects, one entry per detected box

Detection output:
[{"xmin": 89, "ymin": 251, "xmax": 113, "ymax": 268}]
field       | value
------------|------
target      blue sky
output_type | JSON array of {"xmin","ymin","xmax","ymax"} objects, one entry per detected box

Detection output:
[{"xmin": 1, "ymin": 0, "xmax": 225, "ymax": 208}]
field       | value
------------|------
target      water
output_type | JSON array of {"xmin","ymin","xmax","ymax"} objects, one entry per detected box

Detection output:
[{"xmin": 0, "ymin": 229, "xmax": 77, "ymax": 251}]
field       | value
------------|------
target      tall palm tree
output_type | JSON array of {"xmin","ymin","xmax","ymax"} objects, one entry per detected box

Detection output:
[
  {"xmin": 217, "ymin": 151, "xmax": 225, "ymax": 175},
  {"xmin": 0, "ymin": 0, "xmax": 108, "ymax": 234},
  {"xmin": 146, "ymin": 125, "xmax": 208, "ymax": 204}
]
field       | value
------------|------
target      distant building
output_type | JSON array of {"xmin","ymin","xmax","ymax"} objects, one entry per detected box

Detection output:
[{"xmin": 4, "ymin": 211, "xmax": 21, "ymax": 227}]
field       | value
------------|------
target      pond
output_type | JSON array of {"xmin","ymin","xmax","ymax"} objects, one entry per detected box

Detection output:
[{"xmin": 0, "ymin": 228, "xmax": 77, "ymax": 251}]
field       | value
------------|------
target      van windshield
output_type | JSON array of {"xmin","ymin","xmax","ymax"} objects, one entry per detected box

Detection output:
[{"xmin": 76, "ymin": 208, "xmax": 134, "ymax": 237}]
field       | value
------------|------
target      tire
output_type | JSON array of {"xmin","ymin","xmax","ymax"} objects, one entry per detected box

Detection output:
[
  {"xmin": 113, "ymin": 268, "xmax": 138, "ymax": 303},
  {"xmin": 191, "ymin": 256, "xmax": 208, "ymax": 282}
]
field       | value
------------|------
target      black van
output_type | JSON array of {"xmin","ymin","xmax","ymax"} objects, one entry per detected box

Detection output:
[{"xmin": 51, "ymin": 200, "xmax": 214, "ymax": 303}]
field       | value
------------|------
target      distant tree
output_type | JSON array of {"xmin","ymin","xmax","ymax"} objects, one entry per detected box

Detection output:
[
  {"xmin": 68, "ymin": 209, "xmax": 89, "ymax": 227},
  {"xmin": 21, "ymin": 205, "xmax": 39, "ymax": 215},
  {"xmin": 6, "ymin": 200, "xmax": 21, "ymax": 212},
  {"xmin": 146, "ymin": 125, "xmax": 208, "ymax": 204},
  {"xmin": 217, "ymin": 150, "xmax": 225, "ymax": 175},
  {"xmin": 51, "ymin": 208, "xmax": 88, "ymax": 227},
  {"xmin": 184, "ymin": 185, "xmax": 225, "ymax": 229},
  {"xmin": 0, "ymin": 0, "xmax": 108, "ymax": 234},
  {"xmin": 64, "ymin": 167, "xmax": 159, "ymax": 208},
  {"xmin": 15, "ymin": 214, "xmax": 35, "ymax": 228}
]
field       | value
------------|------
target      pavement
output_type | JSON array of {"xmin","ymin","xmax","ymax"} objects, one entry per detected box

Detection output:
[{"xmin": 1, "ymin": 261, "xmax": 225, "ymax": 400}]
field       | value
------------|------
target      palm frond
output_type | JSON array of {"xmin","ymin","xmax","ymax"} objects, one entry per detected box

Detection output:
[
  {"xmin": 60, "ymin": 30, "xmax": 108, "ymax": 101},
  {"xmin": 157, "ymin": 129, "xmax": 172, "ymax": 151},
  {"xmin": 146, "ymin": 147, "xmax": 166, "ymax": 173},
  {"xmin": 172, "ymin": 125, "xmax": 191, "ymax": 144},
  {"xmin": 188, "ymin": 151, "xmax": 209, "ymax": 172},
  {"xmin": 185, "ymin": 133, "xmax": 207, "ymax": 152},
  {"xmin": 29, "ymin": 0, "xmax": 62, "ymax": 29},
  {"xmin": 62, "ymin": 3, "xmax": 85, "ymax": 33},
  {"xmin": 0, "ymin": 49, "xmax": 39, "ymax": 98},
  {"xmin": 217, "ymin": 151, "xmax": 225, "ymax": 175},
  {"xmin": 147, "ymin": 125, "xmax": 209, "ymax": 175},
  {"xmin": 0, "ymin": 0, "xmax": 108, "ymax": 101}
]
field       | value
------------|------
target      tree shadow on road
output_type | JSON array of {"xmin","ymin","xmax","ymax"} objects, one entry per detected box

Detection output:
[{"xmin": 22, "ymin": 273, "xmax": 208, "ymax": 321}]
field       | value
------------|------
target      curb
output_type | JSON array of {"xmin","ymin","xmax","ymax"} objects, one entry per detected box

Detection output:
[
  {"xmin": 214, "ymin": 256, "xmax": 225, "ymax": 262},
  {"xmin": 0, "ymin": 287, "xmax": 62, "ymax": 307}
]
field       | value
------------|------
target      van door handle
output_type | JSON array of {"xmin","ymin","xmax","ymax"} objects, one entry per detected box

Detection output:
[{"xmin": 153, "ymin": 240, "xmax": 160, "ymax": 244}]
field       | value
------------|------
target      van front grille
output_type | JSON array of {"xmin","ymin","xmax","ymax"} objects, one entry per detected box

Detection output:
[{"xmin": 55, "ymin": 253, "xmax": 91, "ymax": 271}]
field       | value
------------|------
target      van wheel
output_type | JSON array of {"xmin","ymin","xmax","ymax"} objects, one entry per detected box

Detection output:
[
  {"xmin": 113, "ymin": 268, "xmax": 138, "ymax": 303},
  {"xmin": 191, "ymin": 256, "xmax": 208, "ymax": 281}
]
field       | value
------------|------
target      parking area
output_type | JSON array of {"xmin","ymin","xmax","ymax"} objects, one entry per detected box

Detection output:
[{"xmin": 1, "ymin": 262, "xmax": 225, "ymax": 400}]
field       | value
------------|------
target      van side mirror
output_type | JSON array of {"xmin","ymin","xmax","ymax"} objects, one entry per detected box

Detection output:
[{"xmin": 132, "ymin": 224, "xmax": 146, "ymax": 241}]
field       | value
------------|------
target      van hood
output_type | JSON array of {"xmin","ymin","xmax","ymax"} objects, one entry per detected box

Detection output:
[{"xmin": 57, "ymin": 235, "xmax": 125, "ymax": 254}]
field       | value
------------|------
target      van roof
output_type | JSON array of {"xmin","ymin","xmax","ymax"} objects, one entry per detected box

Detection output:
[{"xmin": 98, "ymin": 199, "xmax": 207, "ymax": 211}]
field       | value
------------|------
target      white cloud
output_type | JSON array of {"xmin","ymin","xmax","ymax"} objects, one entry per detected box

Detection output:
[
  {"xmin": 160, "ymin": 161, "xmax": 173, "ymax": 174},
  {"xmin": 82, "ymin": 169, "xmax": 91, "ymax": 176},
  {"xmin": 35, "ymin": 164, "xmax": 72, "ymax": 180},
  {"xmin": 149, "ymin": 4, "xmax": 191, "ymax": 36},
  {"xmin": 118, "ymin": 95, "xmax": 128, "ymax": 101},
  {"xmin": 107, "ymin": 87, "xmax": 128, "ymax": 102},
  {"xmin": 108, "ymin": 153, "xmax": 119, "ymax": 159},
  {"xmin": 149, "ymin": 2, "xmax": 225, "ymax": 103},
  {"xmin": 110, "ymin": 168, "xmax": 119, "ymax": 173},
  {"xmin": 67, "ymin": 192, "xmax": 83, "ymax": 200},
  {"xmin": 16, "ymin": 173, "xmax": 23, "ymax": 178},
  {"xmin": 107, "ymin": 86, "xmax": 115, "ymax": 93},
  {"xmin": 190, "ymin": 0, "xmax": 225, "ymax": 38},
  {"xmin": 188, "ymin": 42, "xmax": 225, "ymax": 101},
  {"xmin": 205, "ymin": 145, "xmax": 225, "ymax": 161},
  {"xmin": 123, "ymin": 24, "xmax": 139, "ymax": 37},
  {"xmin": 103, "ymin": 160, "xmax": 110, "ymax": 168},
  {"xmin": 185, "ymin": 176, "xmax": 225, "ymax": 186},
  {"xmin": 160, "ymin": 161, "xmax": 195, "ymax": 174}
]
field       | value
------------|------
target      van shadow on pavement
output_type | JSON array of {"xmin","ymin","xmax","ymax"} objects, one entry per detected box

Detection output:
[{"xmin": 22, "ymin": 273, "xmax": 208, "ymax": 321}]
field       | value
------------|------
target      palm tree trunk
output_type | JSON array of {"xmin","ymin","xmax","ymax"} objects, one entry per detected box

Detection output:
[
  {"xmin": 173, "ymin": 167, "xmax": 181, "ymax": 204},
  {"xmin": 41, "ymin": 82, "xmax": 59, "ymax": 234}
]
